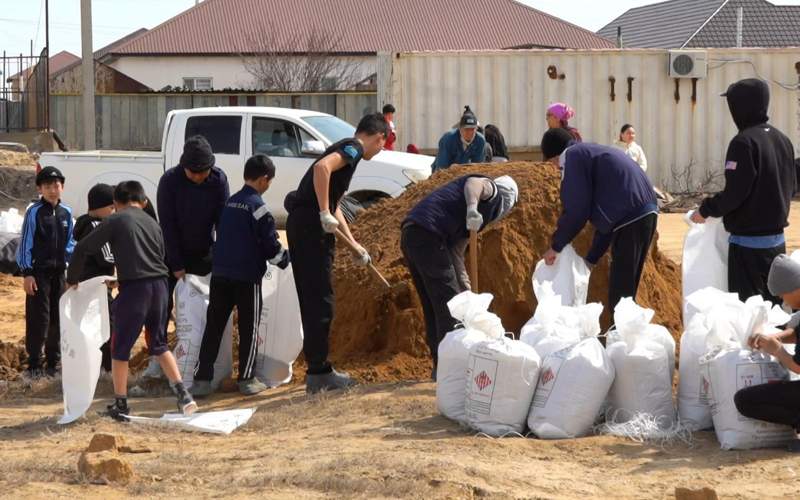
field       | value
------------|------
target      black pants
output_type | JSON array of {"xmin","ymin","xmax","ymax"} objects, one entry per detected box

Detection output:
[
  {"xmin": 608, "ymin": 213, "xmax": 657, "ymax": 311},
  {"xmin": 195, "ymin": 276, "xmax": 262, "ymax": 382},
  {"xmin": 401, "ymin": 224, "xmax": 462, "ymax": 367},
  {"xmin": 25, "ymin": 271, "xmax": 64, "ymax": 369},
  {"xmin": 286, "ymin": 208, "xmax": 335, "ymax": 375},
  {"xmin": 100, "ymin": 290, "xmax": 114, "ymax": 372},
  {"xmin": 734, "ymin": 380, "xmax": 800, "ymax": 431},
  {"xmin": 165, "ymin": 253, "xmax": 213, "ymax": 339},
  {"xmin": 728, "ymin": 242, "xmax": 784, "ymax": 304}
]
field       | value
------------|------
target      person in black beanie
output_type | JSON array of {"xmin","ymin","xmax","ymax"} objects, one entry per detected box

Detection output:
[
  {"xmin": 691, "ymin": 78, "xmax": 796, "ymax": 304},
  {"xmin": 73, "ymin": 183, "xmax": 117, "ymax": 372},
  {"xmin": 540, "ymin": 128, "xmax": 658, "ymax": 311},
  {"xmin": 148, "ymin": 135, "xmax": 230, "ymax": 378}
]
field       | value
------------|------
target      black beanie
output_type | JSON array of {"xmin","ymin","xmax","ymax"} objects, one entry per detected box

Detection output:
[
  {"xmin": 87, "ymin": 183, "xmax": 114, "ymax": 210},
  {"xmin": 541, "ymin": 128, "xmax": 575, "ymax": 160},
  {"xmin": 179, "ymin": 135, "xmax": 216, "ymax": 172}
]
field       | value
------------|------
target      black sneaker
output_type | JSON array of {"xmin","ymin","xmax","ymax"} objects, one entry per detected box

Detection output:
[
  {"xmin": 45, "ymin": 366, "xmax": 58, "ymax": 378},
  {"xmin": 105, "ymin": 401, "xmax": 130, "ymax": 422},
  {"xmin": 24, "ymin": 367, "xmax": 44, "ymax": 381},
  {"xmin": 788, "ymin": 439, "xmax": 800, "ymax": 453}
]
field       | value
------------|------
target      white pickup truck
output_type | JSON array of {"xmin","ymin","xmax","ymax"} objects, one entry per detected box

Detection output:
[{"xmin": 41, "ymin": 107, "xmax": 433, "ymax": 223}]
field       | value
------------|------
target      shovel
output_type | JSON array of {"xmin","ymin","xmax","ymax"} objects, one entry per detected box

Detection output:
[
  {"xmin": 334, "ymin": 229, "xmax": 391, "ymax": 289},
  {"xmin": 469, "ymin": 229, "xmax": 479, "ymax": 292}
]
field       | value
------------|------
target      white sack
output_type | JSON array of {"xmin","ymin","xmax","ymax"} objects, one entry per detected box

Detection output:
[
  {"xmin": 465, "ymin": 337, "xmax": 540, "ymax": 436},
  {"xmin": 436, "ymin": 291, "xmax": 504, "ymax": 423},
  {"xmin": 126, "ymin": 408, "xmax": 255, "ymax": 435},
  {"xmin": 254, "ymin": 264, "xmax": 304, "ymax": 387},
  {"xmin": 532, "ymin": 244, "xmax": 590, "ymax": 306},
  {"xmin": 606, "ymin": 298, "xmax": 675, "ymax": 427},
  {"xmin": 528, "ymin": 336, "xmax": 615, "ymax": 439},
  {"xmin": 682, "ymin": 212, "xmax": 729, "ymax": 324},
  {"xmin": 173, "ymin": 274, "xmax": 233, "ymax": 390},
  {"xmin": 703, "ymin": 296, "xmax": 796, "ymax": 449},
  {"xmin": 677, "ymin": 314, "xmax": 714, "ymax": 430},
  {"xmin": 58, "ymin": 275, "xmax": 114, "ymax": 424},
  {"xmin": 0, "ymin": 208, "xmax": 24, "ymax": 234}
]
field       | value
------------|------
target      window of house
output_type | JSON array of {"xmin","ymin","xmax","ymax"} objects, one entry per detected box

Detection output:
[
  {"xmin": 182, "ymin": 77, "xmax": 213, "ymax": 91},
  {"xmin": 252, "ymin": 117, "xmax": 301, "ymax": 158},
  {"xmin": 185, "ymin": 115, "xmax": 242, "ymax": 155}
]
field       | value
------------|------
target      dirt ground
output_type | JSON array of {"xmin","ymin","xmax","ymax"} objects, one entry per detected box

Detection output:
[{"xmin": 2, "ymin": 378, "xmax": 800, "ymax": 499}]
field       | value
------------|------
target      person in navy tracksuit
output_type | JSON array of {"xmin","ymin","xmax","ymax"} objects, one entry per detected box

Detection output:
[
  {"xmin": 540, "ymin": 128, "xmax": 658, "ymax": 311},
  {"xmin": 191, "ymin": 155, "xmax": 289, "ymax": 398},
  {"xmin": 16, "ymin": 166, "xmax": 75, "ymax": 378}
]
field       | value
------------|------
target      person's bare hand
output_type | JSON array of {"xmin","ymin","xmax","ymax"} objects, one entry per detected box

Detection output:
[
  {"xmin": 690, "ymin": 211, "xmax": 706, "ymax": 224},
  {"xmin": 543, "ymin": 248, "xmax": 559, "ymax": 266},
  {"xmin": 173, "ymin": 270, "xmax": 186, "ymax": 280},
  {"xmin": 757, "ymin": 334, "xmax": 783, "ymax": 356},
  {"xmin": 23, "ymin": 276, "xmax": 37, "ymax": 296}
]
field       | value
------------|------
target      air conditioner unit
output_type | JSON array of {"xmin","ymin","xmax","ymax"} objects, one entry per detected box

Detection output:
[{"xmin": 668, "ymin": 50, "xmax": 708, "ymax": 78}]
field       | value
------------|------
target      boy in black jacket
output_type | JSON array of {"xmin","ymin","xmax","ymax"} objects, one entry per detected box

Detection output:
[
  {"xmin": 16, "ymin": 166, "xmax": 75, "ymax": 378},
  {"xmin": 72, "ymin": 183, "xmax": 116, "ymax": 372},
  {"xmin": 67, "ymin": 181, "xmax": 197, "ymax": 420},
  {"xmin": 191, "ymin": 155, "xmax": 289, "ymax": 398},
  {"xmin": 692, "ymin": 79, "xmax": 796, "ymax": 303}
]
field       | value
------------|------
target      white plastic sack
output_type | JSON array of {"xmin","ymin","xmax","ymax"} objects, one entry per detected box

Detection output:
[
  {"xmin": 58, "ymin": 275, "xmax": 113, "ymax": 424},
  {"xmin": 703, "ymin": 296, "xmax": 796, "ymax": 449},
  {"xmin": 437, "ymin": 291, "xmax": 504, "ymax": 423},
  {"xmin": 677, "ymin": 314, "xmax": 714, "ymax": 430},
  {"xmin": 173, "ymin": 274, "xmax": 233, "ymax": 390},
  {"xmin": 532, "ymin": 244, "xmax": 590, "ymax": 306},
  {"xmin": 254, "ymin": 264, "xmax": 304, "ymax": 387},
  {"xmin": 126, "ymin": 408, "xmax": 255, "ymax": 435},
  {"xmin": 0, "ymin": 208, "xmax": 24, "ymax": 234},
  {"xmin": 528, "ymin": 336, "xmax": 615, "ymax": 439},
  {"xmin": 465, "ymin": 337, "xmax": 540, "ymax": 436},
  {"xmin": 682, "ymin": 212, "xmax": 729, "ymax": 324},
  {"xmin": 606, "ymin": 298, "xmax": 675, "ymax": 427}
]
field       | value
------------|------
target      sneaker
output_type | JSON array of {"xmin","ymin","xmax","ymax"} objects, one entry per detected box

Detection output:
[
  {"xmin": 45, "ymin": 366, "xmax": 58, "ymax": 378},
  {"xmin": 238, "ymin": 378, "xmax": 268, "ymax": 396},
  {"xmin": 105, "ymin": 401, "xmax": 130, "ymax": 422},
  {"xmin": 177, "ymin": 390, "xmax": 198, "ymax": 416},
  {"xmin": 189, "ymin": 380, "xmax": 214, "ymax": 398},
  {"xmin": 788, "ymin": 439, "xmax": 800, "ymax": 453},
  {"xmin": 306, "ymin": 368, "xmax": 357, "ymax": 394},
  {"xmin": 24, "ymin": 367, "xmax": 44, "ymax": 381},
  {"xmin": 142, "ymin": 357, "xmax": 165, "ymax": 379}
]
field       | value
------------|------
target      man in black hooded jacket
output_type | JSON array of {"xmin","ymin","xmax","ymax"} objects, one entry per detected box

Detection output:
[{"xmin": 692, "ymin": 78, "xmax": 796, "ymax": 304}]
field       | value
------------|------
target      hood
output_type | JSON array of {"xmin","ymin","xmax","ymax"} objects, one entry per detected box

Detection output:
[{"xmin": 723, "ymin": 78, "xmax": 769, "ymax": 130}]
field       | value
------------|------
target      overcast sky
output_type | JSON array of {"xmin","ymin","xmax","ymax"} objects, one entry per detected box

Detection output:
[{"xmin": 2, "ymin": 0, "xmax": 800, "ymax": 60}]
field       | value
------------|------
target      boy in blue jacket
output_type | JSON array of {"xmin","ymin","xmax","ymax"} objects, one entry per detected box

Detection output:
[
  {"xmin": 191, "ymin": 155, "xmax": 289, "ymax": 397},
  {"xmin": 17, "ymin": 166, "xmax": 75, "ymax": 378},
  {"xmin": 540, "ymin": 128, "xmax": 658, "ymax": 310}
]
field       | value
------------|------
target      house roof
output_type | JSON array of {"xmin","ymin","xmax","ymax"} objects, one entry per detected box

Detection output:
[
  {"xmin": 686, "ymin": 0, "xmax": 800, "ymax": 47},
  {"xmin": 598, "ymin": 0, "xmax": 800, "ymax": 49},
  {"xmin": 6, "ymin": 50, "xmax": 80, "ymax": 82},
  {"xmin": 597, "ymin": 0, "xmax": 727, "ymax": 48},
  {"xmin": 53, "ymin": 28, "xmax": 150, "ymax": 77},
  {"xmin": 111, "ymin": 0, "xmax": 614, "ymax": 56}
]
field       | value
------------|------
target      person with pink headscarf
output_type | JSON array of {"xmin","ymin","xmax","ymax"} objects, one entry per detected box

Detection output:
[{"xmin": 546, "ymin": 102, "xmax": 582, "ymax": 142}]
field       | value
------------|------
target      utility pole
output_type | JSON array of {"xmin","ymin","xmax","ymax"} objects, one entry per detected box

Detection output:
[
  {"xmin": 45, "ymin": 0, "xmax": 50, "ymax": 130},
  {"xmin": 80, "ymin": 0, "xmax": 96, "ymax": 149}
]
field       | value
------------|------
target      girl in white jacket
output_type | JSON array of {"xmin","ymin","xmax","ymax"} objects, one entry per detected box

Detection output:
[{"xmin": 614, "ymin": 124, "xmax": 648, "ymax": 171}]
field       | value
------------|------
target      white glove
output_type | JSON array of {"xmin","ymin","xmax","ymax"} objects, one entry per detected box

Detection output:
[
  {"xmin": 353, "ymin": 244, "xmax": 371, "ymax": 267},
  {"xmin": 466, "ymin": 204, "xmax": 483, "ymax": 232},
  {"xmin": 319, "ymin": 210, "xmax": 339, "ymax": 233}
]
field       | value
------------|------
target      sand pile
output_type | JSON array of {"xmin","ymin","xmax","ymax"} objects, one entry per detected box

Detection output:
[
  {"xmin": 0, "ymin": 151, "xmax": 36, "ymax": 168},
  {"xmin": 329, "ymin": 162, "xmax": 682, "ymax": 381}
]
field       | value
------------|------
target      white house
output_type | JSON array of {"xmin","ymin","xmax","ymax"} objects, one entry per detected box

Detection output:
[{"xmin": 103, "ymin": 0, "xmax": 614, "ymax": 92}]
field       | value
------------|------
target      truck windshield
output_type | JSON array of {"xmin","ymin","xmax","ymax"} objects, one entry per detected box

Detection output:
[{"xmin": 302, "ymin": 116, "xmax": 356, "ymax": 144}]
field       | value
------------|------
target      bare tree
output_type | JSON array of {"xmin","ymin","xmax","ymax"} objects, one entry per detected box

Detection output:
[
  {"xmin": 668, "ymin": 159, "xmax": 724, "ymax": 195},
  {"xmin": 241, "ymin": 25, "xmax": 363, "ymax": 92}
]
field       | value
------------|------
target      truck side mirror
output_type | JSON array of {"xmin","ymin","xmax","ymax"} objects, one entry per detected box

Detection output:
[{"xmin": 301, "ymin": 140, "xmax": 326, "ymax": 157}]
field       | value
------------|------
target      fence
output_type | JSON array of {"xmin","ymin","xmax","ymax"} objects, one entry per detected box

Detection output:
[
  {"xmin": 378, "ymin": 48, "xmax": 800, "ymax": 192},
  {"xmin": 1, "ymin": 49, "xmax": 49, "ymax": 131},
  {"xmin": 50, "ymin": 92, "xmax": 377, "ymax": 150}
]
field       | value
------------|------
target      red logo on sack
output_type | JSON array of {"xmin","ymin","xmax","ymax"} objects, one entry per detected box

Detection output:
[
  {"xmin": 541, "ymin": 367, "xmax": 555, "ymax": 386},
  {"xmin": 701, "ymin": 376, "xmax": 710, "ymax": 393},
  {"xmin": 175, "ymin": 344, "xmax": 186, "ymax": 359},
  {"xmin": 474, "ymin": 371, "xmax": 492, "ymax": 391}
]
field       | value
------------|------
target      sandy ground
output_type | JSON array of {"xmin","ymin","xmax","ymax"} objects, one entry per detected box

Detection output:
[
  {"xmin": 3, "ymin": 205, "xmax": 800, "ymax": 497},
  {"xmin": 2, "ymin": 379, "xmax": 800, "ymax": 499}
]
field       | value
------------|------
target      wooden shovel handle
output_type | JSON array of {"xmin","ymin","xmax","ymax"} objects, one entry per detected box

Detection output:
[{"xmin": 334, "ymin": 229, "xmax": 391, "ymax": 289}]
